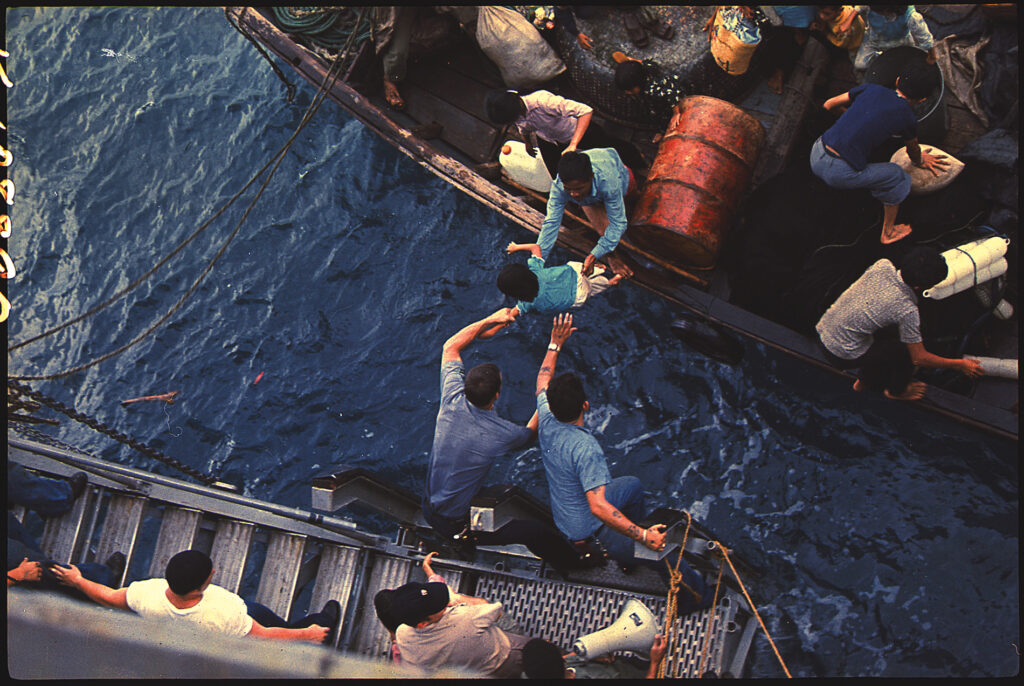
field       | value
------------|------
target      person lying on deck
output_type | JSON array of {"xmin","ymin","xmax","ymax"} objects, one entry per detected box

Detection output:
[
  {"xmin": 52, "ymin": 549, "xmax": 341, "ymax": 645},
  {"xmin": 815, "ymin": 246, "xmax": 984, "ymax": 399},
  {"xmin": 809, "ymin": 59, "xmax": 949, "ymax": 244},
  {"xmin": 498, "ymin": 242, "xmax": 624, "ymax": 316},
  {"xmin": 537, "ymin": 149, "xmax": 638, "ymax": 279}
]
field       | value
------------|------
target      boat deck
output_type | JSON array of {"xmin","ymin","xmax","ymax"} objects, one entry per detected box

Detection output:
[{"xmin": 9, "ymin": 433, "xmax": 760, "ymax": 677}]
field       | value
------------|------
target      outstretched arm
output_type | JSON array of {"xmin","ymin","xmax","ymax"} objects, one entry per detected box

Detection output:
[
  {"xmin": 906, "ymin": 342, "xmax": 984, "ymax": 376},
  {"xmin": 442, "ymin": 308, "xmax": 518, "ymax": 364},
  {"xmin": 249, "ymin": 620, "xmax": 328, "ymax": 643},
  {"xmin": 536, "ymin": 313, "xmax": 576, "ymax": 395},
  {"xmin": 585, "ymin": 485, "xmax": 666, "ymax": 553},
  {"xmin": 506, "ymin": 242, "xmax": 543, "ymax": 259},
  {"xmin": 823, "ymin": 91, "xmax": 852, "ymax": 112},
  {"xmin": 563, "ymin": 111, "xmax": 593, "ymax": 155},
  {"xmin": 51, "ymin": 564, "xmax": 130, "ymax": 610}
]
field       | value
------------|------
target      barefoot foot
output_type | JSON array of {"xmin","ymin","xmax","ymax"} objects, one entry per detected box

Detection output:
[
  {"xmin": 884, "ymin": 381, "xmax": 926, "ymax": 401},
  {"xmin": 881, "ymin": 223, "xmax": 912, "ymax": 244}
]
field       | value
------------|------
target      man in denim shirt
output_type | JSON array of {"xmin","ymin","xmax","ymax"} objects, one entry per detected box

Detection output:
[
  {"xmin": 537, "ymin": 149, "xmax": 637, "ymax": 280},
  {"xmin": 533, "ymin": 314, "xmax": 710, "ymax": 612},
  {"xmin": 422, "ymin": 308, "xmax": 584, "ymax": 571}
]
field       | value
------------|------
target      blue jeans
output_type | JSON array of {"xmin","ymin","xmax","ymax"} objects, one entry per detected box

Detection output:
[
  {"xmin": 244, "ymin": 600, "xmax": 335, "ymax": 629},
  {"xmin": 595, "ymin": 476, "xmax": 711, "ymax": 614},
  {"xmin": 8, "ymin": 464, "xmax": 75, "ymax": 518},
  {"xmin": 810, "ymin": 137, "xmax": 911, "ymax": 206}
]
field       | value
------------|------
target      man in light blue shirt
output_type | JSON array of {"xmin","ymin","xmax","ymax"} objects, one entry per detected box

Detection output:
[
  {"xmin": 537, "ymin": 149, "xmax": 636, "ymax": 280},
  {"xmin": 533, "ymin": 314, "xmax": 710, "ymax": 613}
]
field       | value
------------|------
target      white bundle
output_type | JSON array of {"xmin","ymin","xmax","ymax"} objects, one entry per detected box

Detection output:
[{"xmin": 923, "ymin": 236, "xmax": 1011, "ymax": 299}]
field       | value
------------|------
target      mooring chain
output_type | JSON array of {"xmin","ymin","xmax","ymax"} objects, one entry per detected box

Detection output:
[{"xmin": 7, "ymin": 379, "xmax": 219, "ymax": 487}]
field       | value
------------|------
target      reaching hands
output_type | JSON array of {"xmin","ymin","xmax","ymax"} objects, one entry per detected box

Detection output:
[
  {"xmin": 550, "ymin": 313, "xmax": 577, "ymax": 349},
  {"xmin": 51, "ymin": 563, "xmax": 83, "ymax": 588},
  {"xmin": 422, "ymin": 551, "xmax": 439, "ymax": 578},
  {"xmin": 917, "ymin": 148, "xmax": 951, "ymax": 176},
  {"xmin": 577, "ymin": 32, "xmax": 593, "ymax": 50},
  {"xmin": 959, "ymin": 358, "xmax": 984, "ymax": 378},
  {"xmin": 9, "ymin": 558, "xmax": 43, "ymax": 584},
  {"xmin": 642, "ymin": 524, "xmax": 667, "ymax": 552}
]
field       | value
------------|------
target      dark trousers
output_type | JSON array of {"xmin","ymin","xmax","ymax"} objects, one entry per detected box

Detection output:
[
  {"xmin": 423, "ymin": 504, "xmax": 584, "ymax": 571},
  {"xmin": 8, "ymin": 464, "xmax": 75, "ymax": 518},
  {"xmin": 244, "ymin": 599, "xmax": 335, "ymax": 629}
]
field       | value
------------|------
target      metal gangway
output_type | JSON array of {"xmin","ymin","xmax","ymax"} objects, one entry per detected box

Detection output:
[{"xmin": 8, "ymin": 434, "xmax": 759, "ymax": 677}]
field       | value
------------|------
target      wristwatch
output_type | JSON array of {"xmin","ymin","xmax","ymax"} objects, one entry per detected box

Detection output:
[{"xmin": 547, "ymin": 343, "xmax": 560, "ymax": 352}]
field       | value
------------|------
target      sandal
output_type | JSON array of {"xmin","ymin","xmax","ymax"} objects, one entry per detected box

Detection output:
[{"xmin": 622, "ymin": 13, "xmax": 648, "ymax": 48}]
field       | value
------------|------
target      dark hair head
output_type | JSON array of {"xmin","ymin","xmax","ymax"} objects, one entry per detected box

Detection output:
[
  {"xmin": 614, "ymin": 60, "xmax": 644, "ymax": 91},
  {"xmin": 497, "ymin": 263, "xmax": 540, "ymax": 302},
  {"xmin": 523, "ymin": 638, "xmax": 566, "ymax": 679},
  {"xmin": 547, "ymin": 372, "xmax": 586, "ymax": 422},
  {"xmin": 465, "ymin": 363, "xmax": 502, "ymax": 408},
  {"xmin": 896, "ymin": 60, "xmax": 938, "ymax": 100},
  {"xmin": 374, "ymin": 589, "xmax": 401, "ymax": 633},
  {"xmin": 485, "ymin": 90, "xmax": 524, "ymax": 125},
  {"xmin": 899, "ymin": 246, "xmax": 947, "ymax": 289},
  {"xmin": 557, "ymin": 151, "xmax": 593, "ymax": 184},
  {"xmin": 165, "ymin": 550, "xmax": 213, "ymax": 595}
]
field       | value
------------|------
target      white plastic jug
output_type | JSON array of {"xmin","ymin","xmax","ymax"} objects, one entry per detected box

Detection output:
[{"xmin": 498, "ymin": 140, "xmax": 552, "ymax": 193}]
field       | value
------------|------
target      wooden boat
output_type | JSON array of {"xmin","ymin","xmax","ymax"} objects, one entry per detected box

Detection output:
[{"xmin": 224, "ymin": 6, "xmax": 1017, "ymax": 442}]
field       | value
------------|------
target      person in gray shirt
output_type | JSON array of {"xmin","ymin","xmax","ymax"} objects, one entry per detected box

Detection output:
[
  {"xmin": 422, "ymin": 307, "xmax": 585, "ymax": 572},
  {"xmin": 816, "ymin": 246, "xmax": 983, "ymax": 399}
]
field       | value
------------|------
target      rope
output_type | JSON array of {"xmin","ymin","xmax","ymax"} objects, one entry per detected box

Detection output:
[
  {"xmin": 656, "ymin": 511, "xmax": 693, "ymax": 679},
  {"xmin": 7, "ymin": 379, "xmax": 220, "ymax": 487},
  {"xmin": 8, "ymin": 12, "xmax": 364, "ymax": 381},
  {"xmin": 225, "ymin": 8, "xmax": 296, "ymax": 103},
  {"xmin": 697, "ymin": 556, "xmax": 726, "ymax": 676},
  {"xmin": 715, "ymin": 541, "xmax": 792, "ymax": 678},
  {"xmin": 271, "ymin": 7, "xmax": 372, "ymax": 52}
]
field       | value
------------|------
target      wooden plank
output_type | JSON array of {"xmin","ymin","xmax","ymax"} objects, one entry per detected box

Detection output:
[
  {"xmin": 309, "ymin": 543, "xmax": 361, "ymax": 632},
  {"xmin": 349, "ymin": 555, "xmax": 418, "ymax": 658},
  {"xmin": 408, "ymin": 61, "xmax": 493, "ymax": 122},
  {"xmin": 403, "ymin": 84, "xmax": 500, "ymax": 164},
  {"xmin": 94, "ymin": 494, "xmax": 148, "ymax": 587},
  {"xmin": 148, "ymin": 507, "xmax": 203, "ymax": 579},
  {"xmin": 39, "ymin": 486, "xmax": 95, "ymax": 564},
  {"xmin": 254, "ymin": 532, "xmax": 308, "ymax": 620},
  {"xmin": 209, "ymin": 519, "xmax": 255, "ymax": 594}
]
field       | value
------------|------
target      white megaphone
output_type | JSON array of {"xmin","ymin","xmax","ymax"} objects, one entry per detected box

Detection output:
[{"xmin": 571, "ymin": 598, "xmax": 659, "ymax": 659}]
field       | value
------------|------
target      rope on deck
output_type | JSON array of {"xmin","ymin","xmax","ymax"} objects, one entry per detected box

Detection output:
[{"xmin": 271, "ymin": 7, "xmax": 372, "ymax": 52}]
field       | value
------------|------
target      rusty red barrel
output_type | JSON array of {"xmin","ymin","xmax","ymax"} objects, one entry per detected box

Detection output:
[{"xmin": 629, "ymin": 96, "xmax": 765, "ymax": 269}]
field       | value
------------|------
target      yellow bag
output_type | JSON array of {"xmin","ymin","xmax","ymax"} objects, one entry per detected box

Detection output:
[{"xmin": 707, "ymin": 7, "xmax": 758, "ymax": 76}]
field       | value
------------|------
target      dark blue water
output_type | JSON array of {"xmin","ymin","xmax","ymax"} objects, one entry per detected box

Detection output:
[{"xmin": 5, "ymin": 8, "xmax": 1018, "ymax": 678}]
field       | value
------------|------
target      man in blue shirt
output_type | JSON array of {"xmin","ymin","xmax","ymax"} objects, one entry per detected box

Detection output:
[
  {"xmin": 422, "ymin": 308, "xmax": 583, "ymax": 572},
  {"xmin": 810, "ymin": 60, "xmax": 949, "ymax": 244},
  {"xmin": 534, "ymin": 314, "xmax": 710, "ymax": 612},
  {"xmin": 537, "ymin": 149, "xmax": 637, "ymax": 280}
]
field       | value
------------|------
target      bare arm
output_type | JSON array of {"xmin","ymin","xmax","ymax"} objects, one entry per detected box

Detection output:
[
  {"xmin": 564, "ymin": 111, "xmax": 593, "ymax": 154},
  {"xmin": 506, "ymin": 241, "xmax": 543, "ymax": 259},
  {"xmin": 249, "ymin": 619, "xmax": 327, "ymax": 643},
  {"xmin": 52, "ymin": 564, "xmax": 130, "ymax": 610},
  {"xmin": 585, "ymin": 485, "xmax": 666, "ymax": 552},
  {"xmin": 823, "ymin": 91, "xmax": 852, "ymax": 112},
  {"xmin": 442, "ymin": 308, "xmax": 517, "ymax": 364},
  {"xmin": 536, "ymin": 314, "xmax": 576, "ymax": 395},
  {"xmin": 903, "ymin": 139, "xmax": 949, "ymax": 175},
  {"xmin": 906, "ymin": 342, "xmax": 983, "ymax": 376}
]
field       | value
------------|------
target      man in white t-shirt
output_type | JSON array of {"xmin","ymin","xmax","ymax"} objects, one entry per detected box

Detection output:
[
  {"xmin": 392, "ymin": 581, "xmax": 532, "ymax": 678},
  {"xmin": 54, "ymin": 549, "xmax": 340, "ymax": 644}
]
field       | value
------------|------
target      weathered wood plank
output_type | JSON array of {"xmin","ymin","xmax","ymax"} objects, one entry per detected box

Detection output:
[
  {"xmin": 404, "ymin": 84, "xmax": 500, "ymax": 164},
  {"xmin": 309, "ymin": 543, "xmax": 361, "ymax": 624},
  {"xmin": 39, "ymin": 487, "xmax": 94, "ymax": 564},
  {"xmin": 254, "ymin": 532, "xmax": 308, "ymax": 620},
  {"xmin": 148, "ymin": 507, "xmax": 203, "ymax": 579},
  {"xmin": 209, "ymin": 519, "xmax": 255, "ymax": 594},
  {"xmin": 94, "ymin": 494, "xmax": 148, "ymax": 587}
]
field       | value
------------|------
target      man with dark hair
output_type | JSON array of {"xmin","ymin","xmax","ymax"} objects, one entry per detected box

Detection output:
[
  {"xmin": 810, "ymin": 61, "xmax": 948, "ymax": 244},
  {"xmin": 612, "ymin": 56, "xmax": 687, "ymax": 132},
  {"xmin": 53, "ymin": 549, "xmax": 340, "ymax": 644},
  {"xmin": 534, "ymin": 314, "xmax": 710, "ymax": 613},
  {"xmin": 392, "ymin": 580, "xmax": 533, "ymax": 677},
  {"xmin": 537, "ymin": 148, "xmax": 638, "ymax": 279},
  {"xmin": 423, "ymin": 309, "xmax": 584, "ymax": 571},
  {"xmin": 816, "ymin": 246, "xmax": 983, "ymax": 399},
  {"xmin": 522, "ymin": 633, "xmax": 668, "ymax": 678}
]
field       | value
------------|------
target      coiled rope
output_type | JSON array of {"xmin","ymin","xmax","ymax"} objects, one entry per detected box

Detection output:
[
  {"xmin": 8, "ymin": 10, "xmax": 364, "ymax": 381},
  {"xmin": 271, "ymin": 7, "xmax": 372, "ymax": 52}
]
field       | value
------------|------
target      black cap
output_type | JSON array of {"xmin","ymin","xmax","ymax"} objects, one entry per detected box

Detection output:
[{"xmin": 391, "ymin": 581, "xmax": 449, "ymax": 626}]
